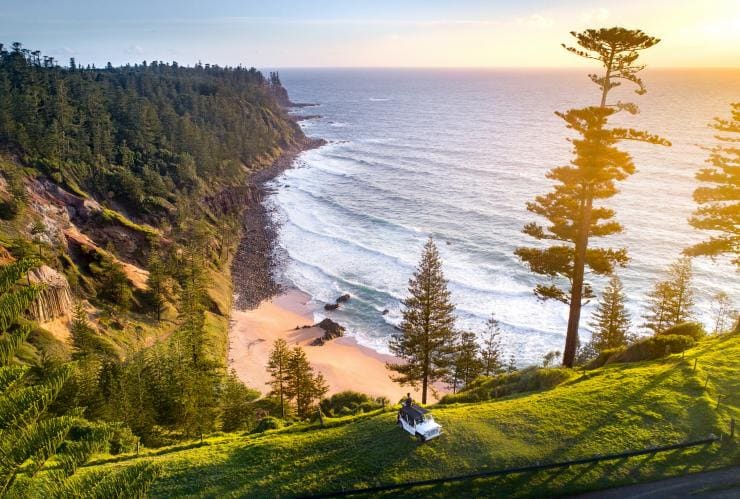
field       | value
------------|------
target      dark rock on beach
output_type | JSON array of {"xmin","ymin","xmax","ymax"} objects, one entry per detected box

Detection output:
[
  {"xmin": 336, "ymin": 294, "xmax": 351, "ymax": 304},
  {"xmin": 324, "ymin": 303, "xmax": 339, "ymax": 311},
  {"xmin": 311, "ymin": 318, "xmax": 345, "ymax": 346}
]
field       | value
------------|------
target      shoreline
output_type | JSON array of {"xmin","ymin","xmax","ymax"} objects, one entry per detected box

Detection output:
[
  {"xmin": 228, "ymin": 289, "xmax": 432, "ymax": 402},
  {"xmin": 230, "ymin": 134, "xmax": 325, "ymax": 311},
  {"xmin": 228, "ymin": 111, "xmax": 440, "ymax": 401}
]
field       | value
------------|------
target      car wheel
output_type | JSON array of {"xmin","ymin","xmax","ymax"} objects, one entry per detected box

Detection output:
[{"xmin": 416, "ymin": 433, "xmax": 425, "ymax": 443}]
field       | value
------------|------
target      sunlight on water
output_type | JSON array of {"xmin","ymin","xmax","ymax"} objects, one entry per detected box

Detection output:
[{"xmin": 267, "ymin": 68, "xmax": 740, "ymax": 365}]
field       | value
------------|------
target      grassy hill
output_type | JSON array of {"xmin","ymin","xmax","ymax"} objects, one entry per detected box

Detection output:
[{"xmin": 81, "ymin": 332, "xmax": 739, "ymax": 497}]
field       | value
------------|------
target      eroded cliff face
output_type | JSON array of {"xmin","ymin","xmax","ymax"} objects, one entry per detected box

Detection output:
[{"xmin": 27, "ymin": 265, "xmax": 73, "ymax": 323}]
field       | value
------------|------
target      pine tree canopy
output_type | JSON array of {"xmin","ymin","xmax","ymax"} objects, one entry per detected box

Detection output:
[
  {"xmin": 387, "ymin": 237, "xmax": 456, "ymax": 404},
  {"xmin": 685, "ymin": 102, "xmax": 739, "ymax": 265},
  {"xmin": 589, "ymin": 275, "xmax": 631, "ymax": 351},
  {"xmin": 516, "ymin": 27, "xmax": 668, "ymax": 367}
]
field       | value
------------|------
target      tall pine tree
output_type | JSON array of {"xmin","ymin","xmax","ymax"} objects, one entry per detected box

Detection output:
[
  {"xmin": 685, "ymin": 103, "xmax": 739, "ymax": 265},
  {"xmin": 446, "ymin": 331, "xmax": 483, "ymax": 394},
  {"xmin": 387, "ymin": 238, "xmax": 456, "ymax": 404},
  {"xmin": 588, "ymin": 275, "xmax": 631, "ymax": 351},
  {"xmin": 480, "ymin": 313, "xmax": 504, "ymax": 376},
  {"xmin": 266, "ymin": 338, "xmax": 292, "ymax": 418},
  {"xmin": 515, "ymin": 27, "xmax": 669, "ymax": 367}
]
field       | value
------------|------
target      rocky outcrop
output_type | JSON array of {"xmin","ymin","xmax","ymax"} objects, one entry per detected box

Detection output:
[
  {"xmin": 324, "ymin": 303, "xmax": 339, "ymax": 311},
  {"xmin": 310, "ymin": 318, "xmax": 345, "ymax": 346},
  {"xmin": 27, "ymin": 265, "xmax": 73, "ymax": 323},
  {"xmin": 336, "ymin": 294, "xmax": 351, "ymax": 304}
]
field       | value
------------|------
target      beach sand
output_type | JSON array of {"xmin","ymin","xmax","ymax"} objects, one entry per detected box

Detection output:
[{"xmin": 229, "ymin": 290, "xmax": 435, "ymax": 403}]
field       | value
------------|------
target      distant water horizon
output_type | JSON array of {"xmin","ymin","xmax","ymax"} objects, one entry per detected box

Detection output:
[{"xmin": 264, "ymin": 68, "xmax": 739, "ymax": 366}]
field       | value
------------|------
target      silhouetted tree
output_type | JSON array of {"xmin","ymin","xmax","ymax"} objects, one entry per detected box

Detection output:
[
  {"xmin": 267, "ymin": 338, "xmax": 292, "ymax": 418},
  {"xmin": 685, "ymin": 103, "xmax": 739, "ymax": 265},
  {"xmin": 516, "ymin": 27, "xmax": 669, "ymax": 367}
]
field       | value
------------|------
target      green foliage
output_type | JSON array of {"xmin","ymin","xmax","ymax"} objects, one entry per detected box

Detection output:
[
  {"xmin": 657, "ymin": 322, "xmax": 706, "ymax": 341},
  {"xmin": 220, "ymin": 370, "xmax": 260, "ymax": 432},
  {"xmin": 388, "ymin": 238, "xmax": 456, "ymax": 404},
  {"xmin": 583, "ymin": 347, "xmax": 624, "ymax": 370},
  {"xmin": 643, "ymin": 257, "xmax": 695, "ymax": 334},
  {"xmin": 319, "ymin": 391, "xmax": 386, "ymax": 417},
  {"xmin": 285, "ymin": 346, "xmax": 328, "ymax": 419},
  {"xmin": 251, "ymin": 416, "xmax": 283, "ymax": 434},
  {"xmin": 266, "ymin": 338, "xmax": 292, "ymax": 418},
  {"xmin": 516, "ymin": 27, "xmax": 667, "ymax": 367},
  {"xmin": 0, "ymin": 260, "xmax": 159, "ymax": 496},
  {"xmin": 0, "ymin": 43, "xmax": 300, "ymax": 223},
  {"xmin": 685, "ymin": 103, "xmax": 739, "ymax": 265},
  {"xmin": 608, "ymin": 335, "xmax": 695, "ymax": 364},
  {"xmin": 589, "ymin": 274, "xmax": 632, "ymax": 352},
  {"xmin": 439, "ymin": 366, "xmax": 574, "ymax": 404},
  {"xmin": 480, "ymin": 313, "xmax": 505, "ymax": 376},
  {"xmin": 80, "ymin": 335, "xmax": 739, "ymax": 497},
  {"xmin": 445, "ymin": 330, "xmax": 483, "ymax": 393}
]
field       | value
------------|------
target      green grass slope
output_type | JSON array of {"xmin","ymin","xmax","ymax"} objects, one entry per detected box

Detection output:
[{"xmin": 85, "ymin": 333, "xmax": 739, "ymax": 498}]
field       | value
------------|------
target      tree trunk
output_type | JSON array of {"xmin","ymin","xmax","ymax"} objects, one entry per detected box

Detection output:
[{"xmin": 564, "ymin": 196, "xmax": 592, "ymax": 367}]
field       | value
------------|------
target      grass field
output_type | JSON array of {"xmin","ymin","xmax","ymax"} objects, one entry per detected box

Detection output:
[{"xmin": 84, "ymin": 332, "xmax": 739, "ymax": 498}]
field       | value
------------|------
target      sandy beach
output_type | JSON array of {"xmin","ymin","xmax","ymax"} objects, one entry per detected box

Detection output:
[{"xmin": 228, "ymin": 289, "xmax": 432, "ymax": 402}]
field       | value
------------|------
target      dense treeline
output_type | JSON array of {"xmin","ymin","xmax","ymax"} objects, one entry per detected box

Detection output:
[{"xmin": 0, "ymin": 42, "xmax": 299, "ymax": 222}]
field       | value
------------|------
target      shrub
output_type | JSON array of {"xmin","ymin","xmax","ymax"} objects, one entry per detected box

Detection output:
[
  {"xmin": 657, "ymin": 322, "xmax": 706, "ymax": 341},
  {"xmin": 439, "ymin": 367, "xmax": 573, "ymax": 404},
  {"xmin": 319, "ymin": 391, "xmax": 385, "ymax": 417},
  {"xmin": 584, "ymin": 347, "xmax": 625, "ymax": 370},
  {"xmin": 251, "ymin": 416, "xmax": 283, "ymax": 434},
  {"xmin": 608, "ymin": 335, "xmax": 695, "ymax": 364}
]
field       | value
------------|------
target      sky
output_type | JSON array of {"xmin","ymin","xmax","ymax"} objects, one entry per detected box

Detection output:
[{"xmin": 2, "ymin": 0, "xmax": 739, "ymax": 68}]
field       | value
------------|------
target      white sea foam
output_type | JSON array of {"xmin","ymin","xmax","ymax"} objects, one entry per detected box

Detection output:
[{"xmin": 265, "ymin": 69, "xmax": 740, "ymax": 367}]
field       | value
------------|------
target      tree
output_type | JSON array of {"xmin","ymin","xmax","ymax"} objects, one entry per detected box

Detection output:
[
  {"xmin": 266, "ymin": 338, "xmax": 292, "ymax": 418},
  {"xmin": 685, "ymin": 103, "xmax": 739, "ymax": 265},
  {"xmin": 220, "ymin": 370, "xmax": 260, "ymax": 432},
  {"xmin": 446, "ymin": 331, "xmax": 483, "ymax": 394},
  {"xmin": 480, "ymin": 313, "xmax": 505, "ymax": 376},
  {"xmin": 542, "ymin": 350, "xmax": 562, "ymax": 368},
  {"xmin": 515, "ymin": 27, "xmax": 668, "ymax": 367},
  {"xmin": 589, "ymin": 275, "xmax": 631, "ymax": 351},
  {"xmin": 387, "ymin": 238, "xmax": 457, "ymax": 404},
  {"xmin": 710, "ymin": 291, "xmax": 736, "ymax": 334},
  {"xmin": 285, "ymin": 346, "xmax": 327, "ymax": 419},
  {"xmin": 643, "ymin": 257, "xmax": 695, "ymax": 333},
  {"xmin": 0, "ymin": 260, "xmax": 160, "ymax": 496},
  {"xmin": 146, "ymin": 248, "xmax": 170, "ymax": 322}
]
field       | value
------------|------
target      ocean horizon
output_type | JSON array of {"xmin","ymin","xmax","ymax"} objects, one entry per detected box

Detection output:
[{"xmin": 265, "ymin": 68, "xmax": 739, "ymax": 366}]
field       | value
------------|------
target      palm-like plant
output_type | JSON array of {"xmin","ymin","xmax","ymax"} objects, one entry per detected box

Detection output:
[{"xmin": 0, "ymin": 259, "xmax": 160, "ymax": 497}]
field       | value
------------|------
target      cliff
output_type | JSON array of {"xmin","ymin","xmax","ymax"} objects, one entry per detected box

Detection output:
[{"xmin": 27, "ymin": 265, "xmax": 73, "ymax": 323}]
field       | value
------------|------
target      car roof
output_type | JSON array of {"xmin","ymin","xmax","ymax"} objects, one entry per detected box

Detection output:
[{"xmin": 400, "ymin": 404, "xmax": 429, "ymax": 419}]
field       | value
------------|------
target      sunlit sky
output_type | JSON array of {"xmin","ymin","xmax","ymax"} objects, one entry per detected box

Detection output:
[{"xmin": 2, "ymin": 0, "xmax": 739, "ymax": 68}]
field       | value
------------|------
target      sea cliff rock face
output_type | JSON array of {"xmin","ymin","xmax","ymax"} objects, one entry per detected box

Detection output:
[{"xmin": 27, "ymin": 265, "xmax": 74, "ymax": 323}]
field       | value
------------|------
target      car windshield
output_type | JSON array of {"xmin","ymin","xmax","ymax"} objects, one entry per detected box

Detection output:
[{"xmin": 425, "ymin": 415, "xmax": 434, "ymax": 423}]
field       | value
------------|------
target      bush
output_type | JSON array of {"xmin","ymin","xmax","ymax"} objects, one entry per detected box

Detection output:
[
  {"xmin": 657, "ymin": 322, "xmax": 706, "ymax": 341},
  {"xmin": 319, "ymin": 391, "xmax": 385, "ymax": 417},
  {"xmin": 607, "ymin": 335, "xmax": 695, "ymax": 364},
  {"xmin": 584, "ymin": 347, "xmax": 625, "ymax": 370},
  {"xmin": 440, "ymin": 367, "xmax": 573, "ymax": 404},
  {"xmin": 251, "ymin": 416, "xmax": 283, "ymax": 434}
]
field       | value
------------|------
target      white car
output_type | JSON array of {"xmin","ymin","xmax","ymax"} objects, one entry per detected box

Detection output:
[{"xmin": 397, "ymin": 404, "xmax": 442, "ymax": 442}]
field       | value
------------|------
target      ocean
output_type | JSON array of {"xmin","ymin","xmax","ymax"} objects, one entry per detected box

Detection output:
[{"xmin": 266, "ymin": 68, "xmax": 739, "ymax": 366}]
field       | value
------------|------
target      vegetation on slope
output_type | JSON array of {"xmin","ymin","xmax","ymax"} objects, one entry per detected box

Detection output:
[{"xmin": 80, "ymin": 332, "xmax": 739, "ymax": 497}]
